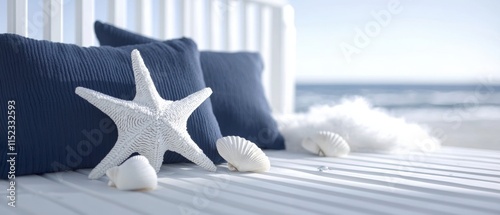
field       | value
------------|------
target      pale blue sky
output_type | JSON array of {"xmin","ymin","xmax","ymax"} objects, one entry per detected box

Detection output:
[
  {"xmin": 1, "ymin": 0, "xmax": 499, "ymax": 84},
  {"xmin": 289, "ymin": 0, "xmax": 500, "ymax": 84}
]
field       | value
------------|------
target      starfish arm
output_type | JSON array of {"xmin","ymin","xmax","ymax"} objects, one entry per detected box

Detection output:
[
  {"xmin": 131, "ymin": 49, "xmax": 163, "ymax": 105},
  {"xmin": 170, "ymin": 88, "xmax": 212, "ymax": 121},
  {"xmin": 167, "ymin": 132, "xmax": 217, "ymax": 172},
  {"xmin": 88, "ymin": 135, "xmax": 133, "ymax": 179},
  {"xmin": 75, "ymin": 87, "xmax": 143, "ymax": 121}
]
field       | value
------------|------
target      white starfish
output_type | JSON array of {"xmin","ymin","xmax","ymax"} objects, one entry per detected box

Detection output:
[{"xmin": 76, "ymin": 49, "xmax": 217, "ymax": 180}]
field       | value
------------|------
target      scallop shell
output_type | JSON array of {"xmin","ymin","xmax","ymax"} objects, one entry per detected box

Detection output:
[
  {"xmin": 106, "ymin": 155, "xmax": 157, "ymax": 191},
  {"xmin": 216, "ymin": 136, "xmax": 271, "ymax": 172},
  {"xmin": 302, "ymin": 131, "xmax": 350, "ymax": 157}
]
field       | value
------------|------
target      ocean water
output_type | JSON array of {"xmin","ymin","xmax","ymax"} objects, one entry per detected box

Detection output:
[{"xmin": 295, "ymin": 84, "xmax": 500, "ymax": 150}]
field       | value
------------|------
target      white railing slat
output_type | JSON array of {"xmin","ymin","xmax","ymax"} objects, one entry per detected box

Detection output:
[
  {"xmin": 159, "ymin": 0, "xmax": 168, "ymax": 39},
  {"xmin": 75, "ymin": 0, "xmax": 94, "ymax": 46},
  {"xmin": 43, "ymin": 0, "xmax": 63, "ymax": 42},
  {"xmin": 7, "ymin": 0, "xmax": 28, "ymax": 36},
  {"xmin": 269, "ymin": 5, "xmax": 295, "ymax": 114},
  {"xmin": 4, "ymin": 0, "xmax": 294, "ymax": 113},
  {"xmin": 241, "ymin": 0, "xmax": 248, "ymax": 50},
  {"xmin": 259, "ymin": 5, "xmax": 272, "ymax": 103},
  {"xmin": 205, "ymin": 0, "xmax": 213, "ymax": 49},
  {"xmin": 247, "ymin": 2, "xmax": 260, "ymax": 51},
  {"xmin": 108, "ymin": 0, "xmax": 127, "ymax": 28},
  {"xmin": 193, "ymin": 0, "xmax": 206, "ymax": 49},
  {"xmin": 159, "ymin": 0, "xmax": 175, "ymax": 39},
  {"xmin": 226, "ymin": 0, "xmax": 239, "ymax": 50},
  {"xmin": 210, "ymin": 0, "xmax": 223, "ymax": 50},
  {"xmin": 136, "ymin": 0, "xmax": 152, "ymax": 36},
  {"xmin": 181, "ymin": 0, "xmax": 192, "ymax": 37}
]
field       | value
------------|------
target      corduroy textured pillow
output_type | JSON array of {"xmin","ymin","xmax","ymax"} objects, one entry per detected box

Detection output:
[
  {"xmin": 0, "ymin": 34, "xmax": 223, "ymax": 179},
  {"xmin": 94, "ymin": 21, "xmax": 285, "ymax": 150}
]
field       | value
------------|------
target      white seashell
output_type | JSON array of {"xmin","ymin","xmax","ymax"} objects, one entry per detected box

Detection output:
[
  {"xmin": 106, "ymin": 155, "xmax": 157, "ymax": 191},
  {"xmin": 216, "ymin": 136, "xmax": 271, "ymax": 172},
  {"xmin": 302, "ymin": 131, "xmax": 350, "ymax": 157}
]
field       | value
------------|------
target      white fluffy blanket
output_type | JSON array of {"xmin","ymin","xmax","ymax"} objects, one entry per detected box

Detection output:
[{"xmin": 275, "ymin": 97, "xmax": 440, "ymax": 154}]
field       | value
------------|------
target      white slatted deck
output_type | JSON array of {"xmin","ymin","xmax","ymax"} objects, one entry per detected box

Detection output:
[{"xmin": 1, "ymin": 146, "xmax": 500, "ymax": 215}]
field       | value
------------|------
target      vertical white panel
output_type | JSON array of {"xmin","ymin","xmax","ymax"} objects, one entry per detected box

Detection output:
[
  {"xmin": 269, "ymin": 5, "xmax": 296, "ymax": 114},
  {"xmin": 158, "ymin": 0, "xmax": 174, "ymax": 40},
  {"xmin": 205, "ymin": 0, "xmax": 213, "ymax": 49},
  {"xmin": 240, "ymin": 0, "xmax": 248, "ymax": 50},
  {"xmin": 245, "ymin": 3, "xmax": 259, "ymax": 51},
  {"xmin": 44, "ymin": 0, "xmax": 63, "ymax": 42},
  {"xmin": 108, "ymin": 0, "xmax": 127, "ymax": 28},
  {"xmin": 76, "ymin": 0, "xmax": 94, "ymax": 46},
  {"xmin": 180, "ymin": 0, "xmax": 193, "ymax": 37},
  {"xmin": 159, "ymin": 0, "xmax": 168, "ymax": 39},
  {"xmin": 226, "ymin": 0, "xmax": 239, "ymax": 50},
  {"xmin": 210, "ymin": 0, "xmax": 223, "ymax": 50},
  {"xmin": 282, "ymin": 5, "xmax": 296, "ymax": 114},
  {"xmin": 159, "ymin": 0, "xmax": 176, "ymax": 39},
  {"xmin": 136, "ymin": 0, "xmax": 152, "ymax": 36},
  {"xmin": 7, "ymin": 0, "xmax": 28, "ymax": 36},
  {"xmin": 191, "ymin": 0, "xmax": 205, "ymax": 48},
  {"xmin": 260, "ymin": 5, "xmax": 272, "ymax": 104}
]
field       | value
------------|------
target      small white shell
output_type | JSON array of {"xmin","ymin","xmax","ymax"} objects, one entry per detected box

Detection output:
[
  {"xmin": 106, "ymin": 155, "xmax": 157, "ymax": 191},
  {"xmin": 302, "ymin": 131, "xmax": 350, "ymax": 157},
  {"xmin": 216, "ymin": 136, "xmax": 271, "ymax": 172}
]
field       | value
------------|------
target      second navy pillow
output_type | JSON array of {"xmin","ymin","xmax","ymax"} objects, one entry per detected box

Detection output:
[{"xmin": 95, "ymin": 21, "xmax": 285, "ymax": 149}]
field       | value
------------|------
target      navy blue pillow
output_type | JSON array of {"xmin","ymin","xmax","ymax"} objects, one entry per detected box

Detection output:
[
  {"xmin": 0, "ymin": 34, "xmax": 223, "ymax": 179},
  {"xmin": 94, "ymin": 21, "xmax": 285, "ymax": 150}
]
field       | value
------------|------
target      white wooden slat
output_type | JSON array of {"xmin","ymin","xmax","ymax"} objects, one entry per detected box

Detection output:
[
  {"xmin": 282, "ymin": 157, "xmax": 500, "ymax": 193},
  {"xmin": 269, "ymin": 5, "xmax": 295, "ymax": 114},
  {"xmin": 7, "ymin": 0, "xmax": 28, "ymax": 36},
  {"xmin": 345, "ymin": 153, "xmax": 500, "ymax": 178},
  {"xmin": 270, "ymin": 159, "xmax": 500, "ymax": 202},
  {"xmin": 242, "ymin": 2, "xmax": 260, "ymax": 51},
  {"xmin": 259, "ymin": 5, "xmax": 272, "ymax": 104},
  {"xmin": 269, "ymin": 160, "xmax": 500, "ymax": 213},
  {"xmin": 172, "ymin": 165, "xmax": 374, "ymax": 215},
  {"xmin": 226, "ymin": 0, "xmax": 239, "ymax": 50},
  {"xmin": 43, "ymin": 0, "xmax": 63, "ymax": 42},
  {"xmin": 323, "ymin": 156, "xmax": 500, "ymax": 183},
  {"xmin": 240, "ymin": 0, "xmax": 248, "ymax": 50},
  {"xmin": 159, "ymin": 0, "xmax": 176, "ymax": 39},
  {"xmin": 249, "ymin": 172, "xmax": 441, "ymax": 215},
  {"xmin": 108, "ymin": 0, "xmax": 127, "ymax": 29},
  {"xmin": 7, "ymin": 181, "xmax": 80, "ymax": 215},
  {"xmin": 174, "ymin": 176, "xmax": 324, "ymax": 215},
  {"xmin": 205, "ymin": 0, "xmax": 213, "ymax": 49},
  {"xmin": 7, "ymin": 147, "xmax": 500, "ymax": 214},
  {"xmin": 136, "ymin": 0, "xmax": 152, "ymax": 36},
  {"xmin": 282, "ymin": 5, "xmax": 297, "ymax": 113},
  {"xmin": 17, "ymin": 175, "xmax": 136, "ymax": 215},
  {"xmin": 180, "ymin": 0, "xmax": 193, "ymax": 37},
  {"xmin": 210, "ymin": 0, "xmax": 224, "ymax": 50},
  {"xmin": 250, "ymin": 3, "xmax": 262, "ymax": 51},
  {"xmin": 75, "ymin": 0, "xmax": 94, "ymax": 46},
  {"xmin": 44, "ymin": 171, "xmax": 181, "ymax": 214},
  {"xmin": 192, "ymin": 0, "xmax": 206, "ymax": 49},
  {"xmin": 264, "ymin": 165, "xmax": 491, "ymax": 214}
]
